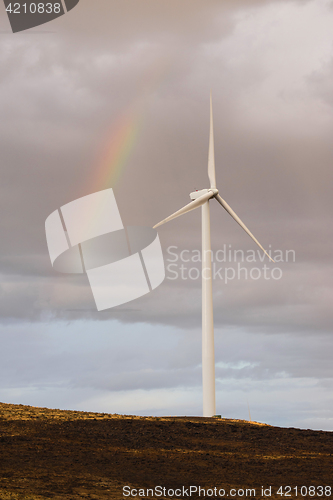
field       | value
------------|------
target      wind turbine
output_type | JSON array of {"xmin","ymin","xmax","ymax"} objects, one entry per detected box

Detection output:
[{"xmin": 153, "ymin": 93, "xmax": 275, "ymax": 417}]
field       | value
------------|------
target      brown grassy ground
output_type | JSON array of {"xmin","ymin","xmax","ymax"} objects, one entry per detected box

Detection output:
[{"xmin": 0, "ymin": 402, "xmax": 332, "ymax": 500}]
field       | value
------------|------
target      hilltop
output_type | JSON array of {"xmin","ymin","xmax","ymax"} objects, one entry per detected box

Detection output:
[{"xmin": 0, "ymin": 402, "xmax": 332, "ymax": 499}]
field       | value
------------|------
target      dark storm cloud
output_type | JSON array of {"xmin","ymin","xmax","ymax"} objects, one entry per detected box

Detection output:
[{"xmin": 0, "ymin": 0, "xmax": 332, "ymax": 341}]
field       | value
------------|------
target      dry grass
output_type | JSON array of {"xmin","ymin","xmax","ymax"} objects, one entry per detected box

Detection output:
[{"xmin": 0, "ymin": 402, "xmax": 332, "ymax": 499}]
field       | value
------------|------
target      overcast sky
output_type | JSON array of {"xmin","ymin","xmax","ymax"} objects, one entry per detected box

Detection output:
[{"xmin": 0, "ymin": 0, "xmax": 332, "ymax": 431}]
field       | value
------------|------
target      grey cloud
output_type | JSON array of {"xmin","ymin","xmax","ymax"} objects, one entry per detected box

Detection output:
[
  {"xmin": 1, "ymin": 322, "xmax": 332, "ymax": 397},
  {"xmin": 308, "ymin": 59, "xmax": 333, "ymax": 108}
]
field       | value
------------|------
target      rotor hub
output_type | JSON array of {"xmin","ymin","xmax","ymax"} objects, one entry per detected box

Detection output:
[{"xmin": 190, "ymin": 188, "xmax": 218, "ymax": 200}]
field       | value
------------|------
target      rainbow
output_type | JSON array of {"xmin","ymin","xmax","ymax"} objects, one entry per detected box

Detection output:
[
  {"xmin": 88, "ymin": 105, "xmax": 143, "ymax": 193},
  {"xmin": 86, "ymin": 58, "xmax": 172, "ymax": 193}
]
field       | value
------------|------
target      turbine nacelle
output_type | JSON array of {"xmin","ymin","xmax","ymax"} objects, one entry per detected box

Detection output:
[{"xmin": 190, "ymin": 188, "xmax": 218, "ymax": 201}]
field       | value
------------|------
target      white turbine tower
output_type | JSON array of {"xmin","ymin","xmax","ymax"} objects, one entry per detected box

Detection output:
[{"xmin": 154, "ymin": 93, "xmax": 275, "ymax": 417}]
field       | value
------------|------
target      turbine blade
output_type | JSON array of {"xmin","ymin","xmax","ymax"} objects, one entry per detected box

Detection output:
[
  {"xmin": 208, "ymin": 91, "xmax": 216, "ymax": 189},
  {"xmin": 153, "ymin": 191, "xmax": 213, "ymax": 229},
  {"xmin": 215, "ymin": 194, "xmax": 275, "ymax": 263}
]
